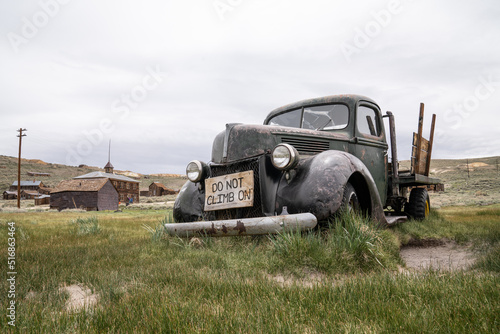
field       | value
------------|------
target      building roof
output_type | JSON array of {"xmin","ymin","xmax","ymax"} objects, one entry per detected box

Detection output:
[
  {"xmin": 3, "ymin": 191, "xmax": 17, "ymax": 195},
  {"xmin": 73, "ymin": 171, "xmax": 140, "ymax": 183},
  {"xmin": 51, "ymin": 179, "xmax": 111, "ymax": 194},
  {"xmin": 104, "ymin": 161, "xmax": 114, "ymax": 168},
  {"xmin": 11, "ymin": 180, "xmax": 42, "ymax": 187},
  {"xmin": 27, "ymin": 172, "xmax": 51, "ymax": 176},
  {"xmin": 264, "ymin": 94, "xmax": 379, "ymax": 125},
  {"xmin": 21, "ymin": 190, "xmax": 41, "ymax": 195},
  {"xmin": 35, "ymin": 194, "xmax": 50, "ymax": 199}
]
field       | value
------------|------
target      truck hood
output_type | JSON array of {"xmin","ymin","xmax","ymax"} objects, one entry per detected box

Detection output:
[
  {"xmin": 211, "ymin": 123, "xmax": 351, "ymax": 164},
  {"xmin": 211, "ymin": 124, "xmax": 278, "ymax": 164}
]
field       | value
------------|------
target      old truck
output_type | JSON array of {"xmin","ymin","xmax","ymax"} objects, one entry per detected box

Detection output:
[{"xmin": 168, "ymin": 94, "xmax": 441, "ymax": 237}]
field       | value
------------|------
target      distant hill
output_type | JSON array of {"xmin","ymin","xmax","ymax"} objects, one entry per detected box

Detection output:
[
  {"xmin": 400, "ymin": 156, "xmax": 500, "ymax": 207},
  {"xmin": 1, "ymin": 154, "xmax": 499, "ymax": 207},
  {"xmin": 0, "ymin": 155, "xmax": 187, "ymax": 192}
]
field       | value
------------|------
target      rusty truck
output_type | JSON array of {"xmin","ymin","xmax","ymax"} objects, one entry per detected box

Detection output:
[{"xmin": 167, "ymin": 94, "xmax": 441, "ymax": 237}]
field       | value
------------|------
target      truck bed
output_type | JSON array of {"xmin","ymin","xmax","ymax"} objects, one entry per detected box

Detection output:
[{"xmin": 396, "ymin": 172, "xmax": 441, "ymax": 187}]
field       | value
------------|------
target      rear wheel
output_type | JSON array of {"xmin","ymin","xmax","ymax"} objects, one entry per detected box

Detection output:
[
  {"xmin": 406, "ymin": 187, "xmax": 430, "ymax": 220},
  {"xmin": 341, "ymin": 182, "xmax": 360, "ymax": 213}
]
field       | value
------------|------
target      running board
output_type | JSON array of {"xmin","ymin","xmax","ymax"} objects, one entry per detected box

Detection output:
[{"xmin": 385, "ymin": 215, "xmax": 408, "ymax": 225}]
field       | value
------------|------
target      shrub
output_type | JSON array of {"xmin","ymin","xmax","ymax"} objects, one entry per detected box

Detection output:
[
  {"xmin": 269, "ymin": 212, "xmax": 398, "ymax": 274},
  {"xmin": 70, "ymin": 216, "xmax": 101, "ymax": 236}
]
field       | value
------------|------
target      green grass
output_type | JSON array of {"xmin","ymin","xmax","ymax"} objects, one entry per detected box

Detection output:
[
  {"xmin": 0, "ymin": 206, "xmax": 499, "ymax": 333},
  {"xmin": 268, "ymin": 212, "xmax": 400, "ymax": 275},
  {"xmin": 71, "ymin": 216, "xmax": 101, "ymax": 236}
]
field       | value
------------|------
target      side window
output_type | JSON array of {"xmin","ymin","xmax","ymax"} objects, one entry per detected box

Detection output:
[{"xmin": 357, "ymin": 106, "xmax": 381, "ymax": 136}]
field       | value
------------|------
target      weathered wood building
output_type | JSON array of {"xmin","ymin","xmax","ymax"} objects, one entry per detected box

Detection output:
[
  {"xmin": 3, "ymin": 191, "xmax": 17, "ymax": 200},
  {"xmin": 73, "ymin": 162, "xmax": 140, "ymax": 203},
  {"xmin": 35, "ymin": 195, "xmax": 50, "ymax": 206},
  {"xmin": 9, "ymin": 180, "xmax": 45, "ymax": 191},
  {"xmin": 27, "ymin": 172, "xmax": 51, "ymax": 177},
  {"xmin": 149, "ymin": 182, "xmax": 177, "ymax": 196},
  {"xmin": 21, "ymin": 190, "xmax": 40, "ymax": 199},
  {"xmin": 50, "ymin": 179, "xmax": 118, "ymax": 211}
]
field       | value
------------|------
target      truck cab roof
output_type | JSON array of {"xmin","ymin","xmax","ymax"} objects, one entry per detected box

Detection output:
[{"xmin": 264, "ymin": 94, "xmax": 380, "ymax": 125}]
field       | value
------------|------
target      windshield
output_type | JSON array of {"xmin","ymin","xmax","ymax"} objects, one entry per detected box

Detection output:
[{"xmin": 268, "ymin": 104, "xmax": 349, "ymax": 130}]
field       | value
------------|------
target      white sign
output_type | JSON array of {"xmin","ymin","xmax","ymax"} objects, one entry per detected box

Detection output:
[{"xmin": 204, "ymin": 171, "xmax": 254, "ymax": 211}]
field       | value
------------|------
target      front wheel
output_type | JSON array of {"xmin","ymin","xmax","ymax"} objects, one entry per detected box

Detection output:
[
  {"xmin": 406, "ymin": 187, "xmax": 430, "ymax": 220},
  {"xmin": 341, "ymin": 182, "xmax": 360, "ymax": 213}
]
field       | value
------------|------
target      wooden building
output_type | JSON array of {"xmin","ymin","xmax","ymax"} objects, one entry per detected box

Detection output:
[
  {"xmin": 38, "ymin": 187, "xmax": 52, "ymax": 195},
  {"xmin": 35, "ymin": 195, "xmax": 50, "ymax": 205},
  {"xmin": 27, "ymin": 172, "xmax": 51, "ymax": 177},
  {"xmin": 21, "ymin": 190, "xmax": 40, "ymax": 199},
  {"xmin": 73, "ymin": 162, "xmax": 140, "ymax": 203},
  {"xmin": 149, "ymin": 182, "xmax": 177, "ymax": 196},
  {"xmin": 50, "ymin": 179, "xmax": 118, "ymax": 211},
  {"xmin": 9, "ymin": 180, "xmax": 45, "ymax": 192},
  {"xmin": 3, "ymin": 191, "xmax": 17, "ymax": 200}
]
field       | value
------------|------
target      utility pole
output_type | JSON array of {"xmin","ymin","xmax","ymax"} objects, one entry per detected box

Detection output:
[{"xmin": 17, "ymin": 128, "xmax": 27, "ymax": 209}]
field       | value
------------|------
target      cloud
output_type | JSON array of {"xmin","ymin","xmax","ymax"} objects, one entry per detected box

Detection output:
[{"xmin": 0, "ymin": 0, "xmax": 499, "ymax": 174}]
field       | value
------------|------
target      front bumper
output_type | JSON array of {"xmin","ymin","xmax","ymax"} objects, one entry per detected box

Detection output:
[{"xmin": 164, "ymin": 213, "xmax": 317, "ymax": 237}]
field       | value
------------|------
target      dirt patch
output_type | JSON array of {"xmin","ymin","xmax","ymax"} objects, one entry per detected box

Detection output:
[
  {"xmin": 400, "ymin": 240, "xmax": 475, "ymax": 271},
  {"xmin": 469, "ymin": 162, "xmax": 489, "ymax": 168},
  {"xmin": 60, "ymin": 284, "xmax": 98, "ymax": 312},
  {"xmin": 403, "ymin": 238, "xmax": 446, "ymax": 247}
]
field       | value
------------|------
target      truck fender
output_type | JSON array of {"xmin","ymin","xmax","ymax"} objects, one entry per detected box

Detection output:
[
  {"xmin": 275, "ymin": 150, "xmax": 387, "ymax": 226},
  {"xmin": 173, "ymin": 181, "xmax": 204, "ymax": 222}
]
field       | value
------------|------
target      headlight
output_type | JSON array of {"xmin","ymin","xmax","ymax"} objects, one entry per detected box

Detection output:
[
  {"xmin": 186, "ymin": 160, "xmax": 207, "ymax": 183},
  {"xmin": 271, "ymin": 144, "xmax": 299, "ymax": 170}
]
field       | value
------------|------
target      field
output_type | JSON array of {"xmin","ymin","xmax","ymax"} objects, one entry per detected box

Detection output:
[
  {"xmin": 402, "ymin": 156, "xmax": 500, "ymax": 207},
  {"xmin": 0, "ymin": 205, "xmax": 499, "ymax": 333},
  {"xmin": 0, "ymin": 155, "xmax": 499, "ymax": 332}
]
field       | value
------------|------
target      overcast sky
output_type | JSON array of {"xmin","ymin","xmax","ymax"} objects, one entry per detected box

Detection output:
[{"xmin": 1, "ymin": 0, "xmax": 499, "ymax": 174}]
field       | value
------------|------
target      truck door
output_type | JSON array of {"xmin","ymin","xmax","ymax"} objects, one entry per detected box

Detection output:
[{"xmin": 354, "ymin": 102, "xmax": 388, "ymax": 205}]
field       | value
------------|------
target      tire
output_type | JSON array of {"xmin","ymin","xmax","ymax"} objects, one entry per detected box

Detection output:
[
  {"xmin": 341, "ymin": 182, "xmax": 360, "ymax": 213},
  {"xmin": 406, "ymin": 188, "xmax": 430, "ymax": 220}
]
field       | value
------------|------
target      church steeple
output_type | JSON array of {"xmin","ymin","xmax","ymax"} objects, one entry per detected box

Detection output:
[
  {"xmin": 104, "ymin": 161, "xmax": 114, "ymax": 174},
  {"xmin": 104, "ymin": 139, "xmax": 114, "ymax": 174}
]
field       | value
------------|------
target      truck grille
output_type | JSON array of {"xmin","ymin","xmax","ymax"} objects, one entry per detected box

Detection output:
[
  {"xmin": 281, "ymin": 137, "xmax": 330, "ymax": 155},
  {"xmin": 203, "ymin": 158, "xmax": 263, "ymax": 220}
]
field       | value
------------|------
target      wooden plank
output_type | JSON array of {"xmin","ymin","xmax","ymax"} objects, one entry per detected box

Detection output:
[
  {"xmin": 419, "ymin": 151, "xmax": 428, "ymax": 173},
  {"xmin": 420, "ymin": 137, "xmax": 429, "ymax": 152},
  {"xmin": 411, "ymin": 133, "xmax": 417, "ymax": 174},
  {"xmin": 425, "ymin": 114, "xmax": 437, "ymax": 176},
  {"xmin": 412, "ymin": 139, "xmax": 429, "ymax": 156},
  {"xmin": 415, "ymin": 103, "xmax": 425, "ymax": 174},
  {"xmin": 397, "ymin": 173, "xmax": 442, "ymax": 185},
  {"xmin": 411, "ymin": 132, "xmax": 430, "ymax": 175},
  {"xmin": 412, "ymin": 132, "xmax": 418, "ymax": 146}
]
